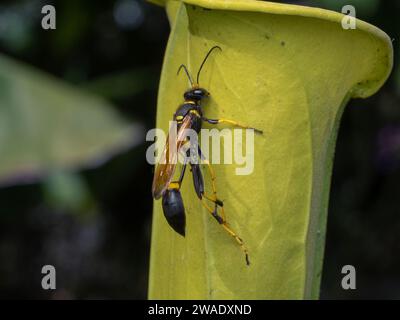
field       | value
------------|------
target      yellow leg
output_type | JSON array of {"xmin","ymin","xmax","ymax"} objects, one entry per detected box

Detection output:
[
  {"xmin": 200, "ymin": 199, "xmax": 250, "ymax": 265},
  {"xmin": 204, "ymin": 117, "xmax": 263, "ymax": 134},
  {"xmin": 198, "ymin": 156, "xmax": 249, "ymax": 265},
  {"xmin": 200, "ymin": 158, "xmax": 226, "ymax": 221}
]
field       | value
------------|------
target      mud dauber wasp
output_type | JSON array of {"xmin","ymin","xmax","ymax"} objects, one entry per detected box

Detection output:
[{"xmin": 152, "ymin": 46, "xmax": 262, "ymax": 265}]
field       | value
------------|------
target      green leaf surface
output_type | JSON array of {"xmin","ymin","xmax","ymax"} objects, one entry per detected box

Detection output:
[
  {"xmin": 0, "ymin": 54, "xmax": 142, "ymax": 186},
  {"xmin": 149, "ymin": 0, "xmax": 392, "ymax": 299}
]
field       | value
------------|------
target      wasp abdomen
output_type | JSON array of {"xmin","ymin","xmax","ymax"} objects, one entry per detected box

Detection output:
[{"xmin": 162, "ymin": 188, "xmax": 186, "ymax": 236}]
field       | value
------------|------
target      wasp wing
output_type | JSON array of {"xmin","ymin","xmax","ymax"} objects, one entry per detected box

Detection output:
[{"xmin": 152, "ymin": 114, "xmax": 194, "ymax": 199}]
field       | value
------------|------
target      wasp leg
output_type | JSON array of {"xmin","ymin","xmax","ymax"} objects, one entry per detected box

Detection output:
[
  {"xmin": 202, "ymin": 117, "xmax": 263, "ymax": 134},
  {"xmin": 192, "ymin": 162, "xmax": 224, "ymax": 218},
  {"xmin": 196, "ymin": 147, "xmax": 249, "ymax": 266},
  {"xmin": 192, "ymin": 147, "xmax": 225, "ymax": 220},
  {"xmin": 188, "ymin": 145, "xmax": 223, "ymax": 206},
  {"xmin": 191, "ymin": 161, "xmax": 224, "ymax": 214},
  {"xmin": 199, "ymin": 157, "xmax": 226, "ymax": 222},
  {"xmin": 190, "ymin": 163, "xmax": 204, "ymax": 199},
  {"xmin": 197, "ymin": 147, "xmax": 224, "ymax": 216},
  {"xmin": 200, "ymin": 199, "xmax": 250, "ymax": 266}
]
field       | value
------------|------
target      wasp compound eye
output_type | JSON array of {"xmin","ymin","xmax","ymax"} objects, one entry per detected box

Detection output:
[{"xmin": 162, "ymin": 189, "xmax": 186, "ymax": 236}]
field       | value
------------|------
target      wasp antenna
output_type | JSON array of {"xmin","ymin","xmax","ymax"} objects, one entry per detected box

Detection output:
[
  {"xmin": 177, "ymin": 64, "xmax": 194, "ymax": 86},
  {"xmin": 196, "ymin": 46, "xmax": 222, "ymax": 85}
]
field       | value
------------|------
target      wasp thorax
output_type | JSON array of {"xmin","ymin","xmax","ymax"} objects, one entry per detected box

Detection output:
[{"xmin": 184, "ymin": 88, "xmax": 209, "ymax": 102}]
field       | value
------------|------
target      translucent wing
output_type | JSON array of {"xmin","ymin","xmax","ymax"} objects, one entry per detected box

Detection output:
[{"xmin": 152, "ymin": 114, "xmax": 194, "ymax": 199}]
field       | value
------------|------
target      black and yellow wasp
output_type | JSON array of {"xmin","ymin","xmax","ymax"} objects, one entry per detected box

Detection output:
[{"xmin": 152, "ymin": 46, "xmax": 262, "ymax": 265}]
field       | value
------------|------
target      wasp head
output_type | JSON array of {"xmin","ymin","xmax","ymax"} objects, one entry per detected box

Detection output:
[{"xmin": 184, "ymin": 87, "xmax": 209, "ymax": 102}]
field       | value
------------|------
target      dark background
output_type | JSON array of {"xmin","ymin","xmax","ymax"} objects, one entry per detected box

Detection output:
[{"xmin": 0, "ymin": 0, "xmax": 398, "ymax": 299}]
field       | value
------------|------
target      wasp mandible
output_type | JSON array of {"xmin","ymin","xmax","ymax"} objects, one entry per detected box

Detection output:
[{"xmin": 152, "ymin": 46, "xmax": 262, "ymax": 266}]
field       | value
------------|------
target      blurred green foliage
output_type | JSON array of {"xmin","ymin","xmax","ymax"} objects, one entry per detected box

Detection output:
[
  {"xmin": 43, "ymin": 171, "xmax": 94, "ymax": 216},
  {"xmin": 0, "ymin": 54, "xmax": 140, "ymax": 186}
]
